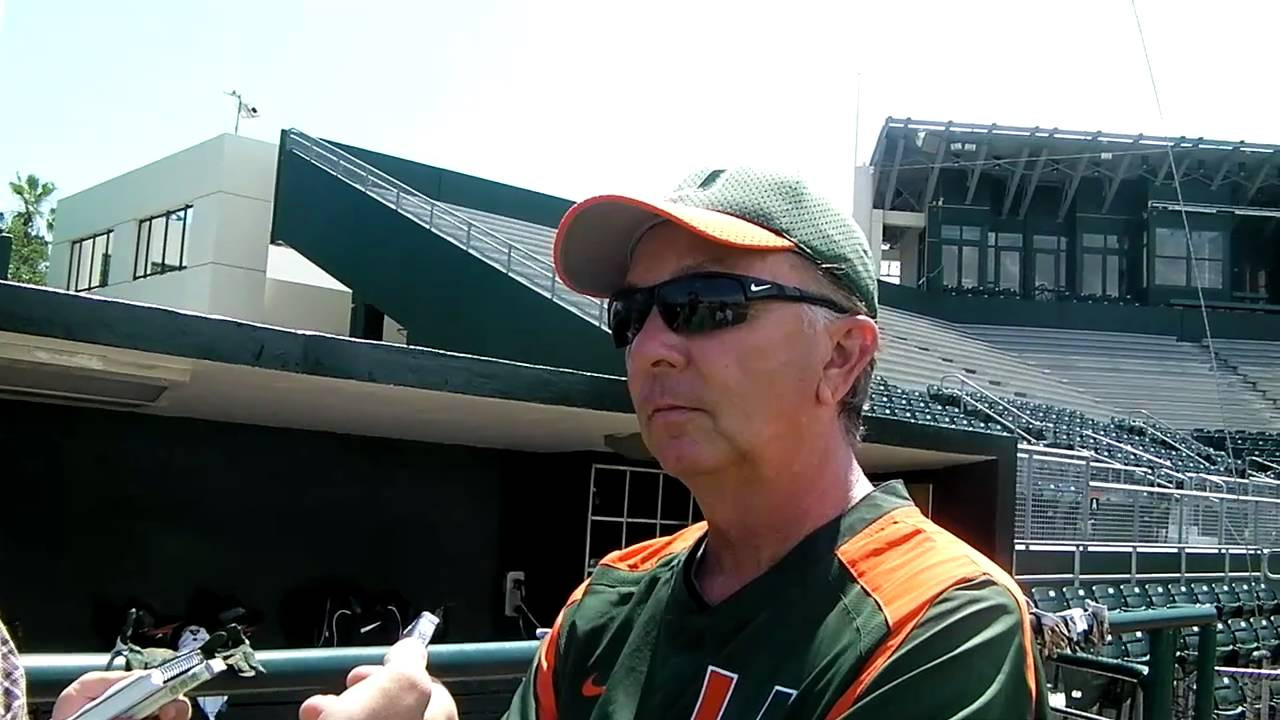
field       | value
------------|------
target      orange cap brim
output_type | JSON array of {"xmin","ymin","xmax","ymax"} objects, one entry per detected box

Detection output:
[{"xmin": 554, "ymin": 194, "xmax": 796, "ymax": 298}]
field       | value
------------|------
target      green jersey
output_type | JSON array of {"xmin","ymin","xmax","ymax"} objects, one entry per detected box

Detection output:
[{"xmin": 504, "ymin": 481, "xmax": 1048, "ymax": 719}]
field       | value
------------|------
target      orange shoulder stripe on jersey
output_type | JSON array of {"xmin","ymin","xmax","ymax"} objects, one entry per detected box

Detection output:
[
  {"xmin": 597, "ymin": 521, "xmax": 708, "ymax": 572},
  {"xmin": 535, "ymin": 579, "xmax": 589, "ymax": 720},
  {"xmin": 823, "ymin": 505, "xmax": 1037, "ymax": 719}
]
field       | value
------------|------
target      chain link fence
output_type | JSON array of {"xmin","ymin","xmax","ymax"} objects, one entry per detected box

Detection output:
[{"xmin": 1016, "ymin": 446, "xmax": 1280, "ymax": 548}]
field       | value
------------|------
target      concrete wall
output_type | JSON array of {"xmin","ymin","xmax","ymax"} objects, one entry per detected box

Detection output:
[{"xmin": 264, "ymin": 278, "xmax": 350, "ymax": 336}]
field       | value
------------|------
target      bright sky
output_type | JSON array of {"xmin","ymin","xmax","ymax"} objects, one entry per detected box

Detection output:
[{"xmin": 2, "ymin": 0, "xmax": 1278, "ymax": 214}]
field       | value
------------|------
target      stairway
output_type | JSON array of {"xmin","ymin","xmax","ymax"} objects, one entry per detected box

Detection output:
[
  {"xmin": 281, "ymin": 129, "xmax": 607, "ymax": 331},
  {"xmin": 1206, "ymin": 338, "xmax": 1280, "ymax": 417}
]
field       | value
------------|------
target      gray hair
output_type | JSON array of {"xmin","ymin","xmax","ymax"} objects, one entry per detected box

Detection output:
[{"xmin": 797, "ymin": 267, "xmax": 876, "ymax": 447}]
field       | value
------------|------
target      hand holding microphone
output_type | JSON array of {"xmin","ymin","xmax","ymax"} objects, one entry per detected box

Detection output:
[{"xmin": 298, "ymin": 611, "xmax": 457, "ymax": 720}]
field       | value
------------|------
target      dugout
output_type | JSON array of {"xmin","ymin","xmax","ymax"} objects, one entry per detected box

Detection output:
[{"xmin": 0, "ymin": 280, "xmax": 1017, "ymax": 655}]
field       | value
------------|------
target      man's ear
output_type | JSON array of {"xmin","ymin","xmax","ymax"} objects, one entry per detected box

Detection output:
[{"xmin": 817, "ymin": 316, "xmax": 878, "ymax": 407}]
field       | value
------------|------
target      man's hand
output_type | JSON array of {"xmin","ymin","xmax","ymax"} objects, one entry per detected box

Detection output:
[
  {"xmin": 298, "ymin": 638, "xmax": 458, "ymax": 720},
  {"xmin": 51, "ymin": 672, "xmax": 191, "ymax": 720}
]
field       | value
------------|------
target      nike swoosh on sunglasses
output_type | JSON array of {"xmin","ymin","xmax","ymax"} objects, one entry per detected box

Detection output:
[{"xmin": 607, "ymin": 272, "xmax": 851, "ymax": 349}]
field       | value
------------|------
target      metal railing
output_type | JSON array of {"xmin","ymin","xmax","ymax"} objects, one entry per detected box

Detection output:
[
  {"xmin": 282, "ymin": 129, "xmax": 609, "ymax": 330},
  {"xmin": 938, "ymin": 373, "xmax": 1041, "ymax": 443},
  {"xmin": 23, "ymin": 641, "xmax": 539, "ymax": 703},
  {"xmin": 1126, "ymin": 409, "xmax": 1215, "ymax": 470},
  {"xmin": 1250, "ymin": 456, "xmax": 1280, "ymax": 477},
  {"xmin": 1049, "ymin": 606, "xmax": 1221, "ymax": 720},
  {"xmin": 1015, "ymin": 446, "xmax": 1280, "ymax": 552},
  {"xmin": 1081, "ymin": 430, "xmax": 1179, "ymax": 482}
]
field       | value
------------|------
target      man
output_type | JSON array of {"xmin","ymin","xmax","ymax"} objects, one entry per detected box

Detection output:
[
  {"xmin": 278, "ymin": 167, "xmax": 1046, "ymax": 720},
  {"xmin": 500, "ymin": 167, "xmax": 1048, "ymax": 719}
]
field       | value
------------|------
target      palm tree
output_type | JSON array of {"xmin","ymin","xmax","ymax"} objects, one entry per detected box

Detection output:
[{"xmin": 9, "ymin": 173, "xmax": 56, "ymax": 238}]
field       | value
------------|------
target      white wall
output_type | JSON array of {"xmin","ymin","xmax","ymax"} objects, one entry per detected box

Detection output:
[
  {"xmin": 264, "ymin": 278, "xmax": 351, "ymax": 335},
  {"xmin": 49, "ymin": 134, "xmax": 277, "ymax": 317},
  {"xmin": 266, "ymin": 244, "xmax": 346, "ymax": 291},
  {"xmin": 95, "ymin": 264, "xmax": 217, "ymax": 313}
]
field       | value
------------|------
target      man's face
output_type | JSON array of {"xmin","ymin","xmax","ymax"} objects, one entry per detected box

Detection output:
[{"xmin": 623, "ymin": 223, "xmax": 860, "ymax": 479}]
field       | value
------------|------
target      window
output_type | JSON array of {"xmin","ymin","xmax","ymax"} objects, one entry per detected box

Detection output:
[
  {"xmin": 585, "ymin": 464, "xmax": 702, "ymax": 577},
  {"xmin": 1031, "ymin": 235, "xmax": 1068, "ymax": 293},
  {"xmin": 1081, "ymin": 233, "xmax": 1126, "ymax": 297},
  {"xmin": 939, "ymin": 224, "xmax": 983, "ymax": 289},
  {"xmin": 985, "ymin": 232, "xmax": 1022, "ymax": 292},
  {"xmin": 67, "ymin": 231, "xmax": 114, "ymax": 291},
  {"xmin": 879, "ymin": 260, "xmax": 901, "ymax": 284},
  {"xmin": 134, "ymin": 205, "xmax": 193, "ymax": 279},
  {"xmin": 1152, "ymin": 227, "xmax": 1223, "ymax": 289}
]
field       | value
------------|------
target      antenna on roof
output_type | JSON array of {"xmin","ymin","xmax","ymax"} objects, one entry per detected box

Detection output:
[{"xmin": 224, "ymin": 90, "xmax": 260, "ymax": 136}]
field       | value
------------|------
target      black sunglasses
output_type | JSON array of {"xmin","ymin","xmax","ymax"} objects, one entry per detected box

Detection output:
[{"xmin": 607, "ymin": 272, "xmax": 851, "ymax": 349}]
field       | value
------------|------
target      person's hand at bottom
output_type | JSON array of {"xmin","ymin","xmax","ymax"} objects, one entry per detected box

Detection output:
[
  {"xmin": 298, "ymin": 638, "xmax": 457, "ymax": 720},
  {"xmin": 51, "ymin": 672, "xmax": 191, "ymax": 720}
]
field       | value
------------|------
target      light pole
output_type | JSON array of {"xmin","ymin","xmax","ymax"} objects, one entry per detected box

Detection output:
[
  {"xmin": 852, "ymin": 72, "xmax": 862, "ymax": 212},
  {"xmin": 224, "ymin": 90, "xmax": 260, "ymax": 135}
]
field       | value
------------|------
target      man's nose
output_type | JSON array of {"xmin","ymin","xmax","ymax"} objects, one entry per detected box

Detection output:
[{"xmin": 626, "ymin": 308, "xmax": 686, "ymax": 371}]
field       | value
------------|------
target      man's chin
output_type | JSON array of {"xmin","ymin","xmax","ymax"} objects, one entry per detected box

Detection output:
[{"xmin": 645, "ymin": 436, "xmax": 727, "ymax": 479}]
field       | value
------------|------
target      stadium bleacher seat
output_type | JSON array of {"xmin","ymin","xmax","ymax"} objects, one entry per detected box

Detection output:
[
  {"xmin": 1119, "ymin": 583, "xmax": 1150, "ymax": 611},
  {"xmin": 1188, "ymin": 583, "xmax": 1227, "ymax": 618},
  {"xmin": 1179, "ymin": 626, "xmax": 1202, "ymax": 668},
  {"xmin": 1193, "ymin": 429, "xmax": 1280, "ymax": 468},
  {"xmin": 1214, "ymin": 583, "xmax": 1250, "ymax": 618},
  {"xmin": 1121, "ymin": 631, "xmax": 1150, "ymax": 663},
  {"xmin": 963, "ymin": 325, "xmax": 1278, "ymax": 433},
  {"xmin": 1215, "ymin": 621, "xmax": 1240, "ymax": 666},
  {"xmin": 1228, "ymin": 618, "xmax": 1264, "ymax": 664},
  {"xmin": 1063, "ymin": 586, "xmax": 1094, "ymax": 610},
  {"xmin": 1256, "ymin": 585, "xmax": 1280, "ymax": 616},
  {"xmin": 1249, "ymin": 616, "xmax": 1280, "ymax": 659},
  {"xmin": 1091, "ymin": 584, "xmax": 1126, "ymax": 612},
  {"xmin": 1031, "ymin": 587, "xmax": 1068, "ymax": 613},
  {"xmin": 1180, "ymin": 622, "xmax": 1239, "ymax": 668},
  {"xmin": 1169, "ymin": 583, "xmax": 1200, "ymax": 607},
  {"xmin": 868, "ymin": 322, "xmax": 1280, "ymax": 479},
  {"xmin": 1145, "ymin": 583, "xmax": 1174, "ymax": 609},
  {"xmin": 1213, "ymin": 674, "xmax": 1248, "ymax": 720}
]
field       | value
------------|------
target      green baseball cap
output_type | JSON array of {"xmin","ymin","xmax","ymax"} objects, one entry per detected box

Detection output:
[{"xmin": 553, "ymin": 167, "xmax": 878, "ymax": 317}]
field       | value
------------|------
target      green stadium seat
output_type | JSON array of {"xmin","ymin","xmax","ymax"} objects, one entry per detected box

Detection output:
[
  {"xmin": 1063, "ymin": 586, "xmax": 1094, "ymax": 606},
  {"xmin": 1255, "ymin": 585, "xmax": 1280, "ymax": 616},
  {"xmin": 1121, "ymin": 631, "xmax": 1150, "ymax": 663},
  {"xmin": 1091, "ymin": 584, "xmax": 1126, "ymax": 612},
  {"xmin": 1249, "ymin": 616, "xmax": 1280, "ymax": 659},
  {"xmin": 1213, "ymin": 674, "xmax": 1247, "ymax": 720},
  {"xmin": 1215, "ymin": 621, "xmax": 1240, "ymax": 666},
  {"xmin": 1199, "ymin": 583, "xmax": 1242, "ymax": 619},
  {"xmin": 1119, "ymin": 583, "xmax": 1150, "ymax": 611},
  {"xmin": 1185, "ymin": 583, "xmax": 1226, "ymax": 618},
  {"xmin": 1168, "ymin": 583, "xmax": 1199, "ymax": 606},
  {"xmin": 1145, "ymin": 583, "xmax": 1174, "ymax": 609},
  {"xmin": 1031, "ymin": 587, "xmax": 1068, "ymax": 613},
  {"xmin": 1214, "ymin": 583, "xmax": 1251, "ymax": 619},
  {"xmin": 1228, "ymin": 618, "xmax": 1263, "ymax": 665}
]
